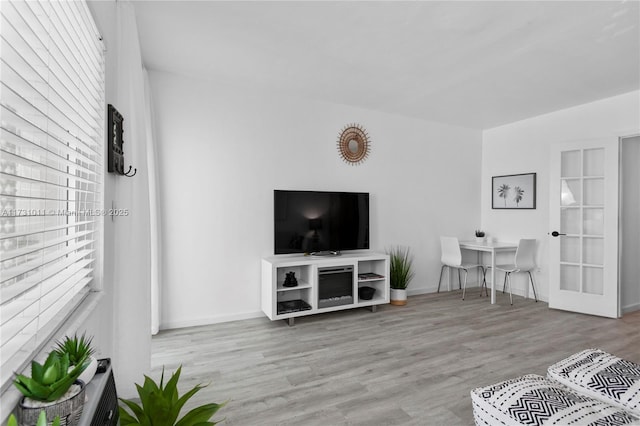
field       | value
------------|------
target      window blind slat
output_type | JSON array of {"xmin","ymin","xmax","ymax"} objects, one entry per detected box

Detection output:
[
  {"xmin": 1, "ymin": 127, "xmax": 102, "ymax": 178},
  {"xmin": 0, "ymin": 249, "xmax": 96, "ymax": 302},
  {"xmin": 0, "ymin": 220, "xmax": 96, "ymax": 241},
  {"xmin": 1, "ymin": 262, "xmax": 93, "ymax": 325},
  {"xmin": 1, "ymin": 229, "xmax": 94, "ymax": 262},
  {"xmin": 0, "ymin": 0, "xmax": 104, "ymax": 393},
  {"xmin": 7, "ymin": 1, "xmax": 103, "ymax": 127},
  {"xmin": 0, "ymin": 241, "xmax": 95, "ymax": 284}
]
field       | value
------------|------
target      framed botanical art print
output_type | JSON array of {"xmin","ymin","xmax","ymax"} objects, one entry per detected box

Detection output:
[{"xmin": 492, "ymin": 173, "xmax": 536, "ymax": 209}]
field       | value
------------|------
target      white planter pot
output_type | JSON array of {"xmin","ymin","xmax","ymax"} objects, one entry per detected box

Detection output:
[
  {"xmin": 77, "ymin": 356, "xmax": 98, "ymax": 385},
  {"xmin": 390, "ymin": 288, "xmax": 407, "ymax": 306},
  {"xmin": 475, "ymin": 237, "xmax": 486, "ymax": 243}
]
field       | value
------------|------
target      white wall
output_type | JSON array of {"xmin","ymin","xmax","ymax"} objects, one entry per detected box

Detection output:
[
  {"xmin": 482, "ymin": 91, "xmax": 640, "ymax": 302},
  {"xmin": 148, "ymin": 70, "xmax": 483, "ymax": 329}
]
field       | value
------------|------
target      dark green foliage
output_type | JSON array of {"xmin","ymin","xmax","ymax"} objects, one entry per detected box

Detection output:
[
  {"xmin": 388, "ymin": 246, "xmax": 415, "ymax": 290},
  {"xmin": 53, "ymin": 333, "xmax": 95, "ymax": 366},
  {"xmin": 119, "ymin": 365, "xmax": 226, "ymax": 426},
  {"xmin": 14, "ymin": 352, "xmax": 89, "ymax": 402}
]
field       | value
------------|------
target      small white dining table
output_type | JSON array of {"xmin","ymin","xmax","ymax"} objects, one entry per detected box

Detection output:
[{"xmin": 458, "ymin": 241, "xmax": 518, "ymax": 304}]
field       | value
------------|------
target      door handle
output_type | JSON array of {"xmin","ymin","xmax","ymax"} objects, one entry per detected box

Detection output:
[{"xmin": 551, "ymin": 231, "xmax": 566, "ymax": 237}]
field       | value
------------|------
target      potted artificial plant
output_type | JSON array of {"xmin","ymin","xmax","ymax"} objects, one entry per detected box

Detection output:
[
  {"xmin": 53, "ymin": 332, "xmax": 97, "ymax": 385},
  {"xmin": 475, "ymin": 230, "xmax": 486, "ymax": 243},
  {"xmin": 119, "ymin": 365, "xmax": 226, "ymax": 425},
  {"xmin": 388, "ymin": 246, "xmax": 415, "ymax": 306},
  {"xmin": 14, "ymin": 351, "xmax": 90, "ymax": 426}
]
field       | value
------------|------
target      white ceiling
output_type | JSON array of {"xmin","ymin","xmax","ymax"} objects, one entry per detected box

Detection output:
[{"xmin": 131, "ymin": 1, "xmax": 640, "ymax": 130}]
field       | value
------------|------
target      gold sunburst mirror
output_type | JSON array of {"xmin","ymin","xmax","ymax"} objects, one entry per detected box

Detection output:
[{"xmin": 337, "ymin": 124, "xmax": 371, "ymax": 165}]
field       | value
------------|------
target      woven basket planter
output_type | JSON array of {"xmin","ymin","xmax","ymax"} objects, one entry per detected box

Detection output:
[{"xmin": 17, "ymin": 381, "xmax": 86, "ymax": 426}]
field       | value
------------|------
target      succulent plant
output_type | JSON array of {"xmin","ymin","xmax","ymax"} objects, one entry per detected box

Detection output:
[
  {"xmin": 14, "ymin": 351, "xmax": 89, "ymax": 402},
  {"xmin": 475, "ymin": 229, "xmax": 486, "ymax": 237},
  {"xmin": 53, "ymin": 332, "xmax": 95, "ymax": 366},
  {"xmin": 11, "ymin": 411, "xmax": 61, "ymax": 426},
  {"xmin": 119, "ymin": 365, "xmax": 226, "ymax": 426}
]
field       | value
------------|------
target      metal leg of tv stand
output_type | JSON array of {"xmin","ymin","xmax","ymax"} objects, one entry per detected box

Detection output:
[
  {"xmin": 286, "ymin": 318, "xmax": 295, "ymax": 326},
  {"xmin": 367, "ymin": 305, "xmax": 377, "ymax": 313}
]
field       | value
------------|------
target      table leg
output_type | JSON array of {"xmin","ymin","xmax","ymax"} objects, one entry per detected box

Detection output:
[{"xmin": 491, "ymin": 251, "xmax": 496, "ymax": 304}]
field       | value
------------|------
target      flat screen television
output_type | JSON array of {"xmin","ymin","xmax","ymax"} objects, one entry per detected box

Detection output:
[{"xmin": 274, "ymin": 190, "xmax": 369, "ymax": 255}]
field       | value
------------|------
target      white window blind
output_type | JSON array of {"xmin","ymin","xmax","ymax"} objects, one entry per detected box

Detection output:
[{"xmin": 0, "ymin": 0, "xmax": 104, "ymax": 390}]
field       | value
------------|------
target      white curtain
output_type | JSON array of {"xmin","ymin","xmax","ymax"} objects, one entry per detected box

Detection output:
[
  {"xmin": 112, "ymin": 0, "xmax": 161, "ymax": 392},
  {"xmin": 144, "ymin": 69, "xmax": 162, "ymax": 335}
]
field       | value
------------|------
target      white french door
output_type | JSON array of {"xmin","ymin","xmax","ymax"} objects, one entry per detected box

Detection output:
[{"xmin": 549, "ymin": 138, "xmax": 619, "ymax": 318}]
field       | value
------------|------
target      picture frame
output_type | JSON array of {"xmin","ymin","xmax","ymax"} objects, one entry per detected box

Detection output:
[{"xmin": 492, "ymin": 173, "xmax": 536, "ymax": 209}]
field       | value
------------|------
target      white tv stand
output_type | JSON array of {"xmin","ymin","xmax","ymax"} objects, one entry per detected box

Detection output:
[{"xmin": 261, "ymin": 251, "xmax": 389, "ymax": 325}]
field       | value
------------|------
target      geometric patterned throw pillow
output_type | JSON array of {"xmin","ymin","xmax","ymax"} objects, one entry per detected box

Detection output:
[
  {"xmin": 471, "ymin": 374, "xmax": 639, "ymax": 425},
  {"xmin": 548, "ymin": 349, "xmax": 640, "ymax": 417}
]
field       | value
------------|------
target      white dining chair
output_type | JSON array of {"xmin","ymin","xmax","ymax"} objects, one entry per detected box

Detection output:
[
  {"xmin": 437, "ymin": 237, "xmax": 486, "ymax": 300},
  {"xmin": 494, "ymin": 238, "xmax": 538, "ymax": 305}
]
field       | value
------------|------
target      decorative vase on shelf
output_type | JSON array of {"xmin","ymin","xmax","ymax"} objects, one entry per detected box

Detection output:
[
  {"xmin": 475, "ymin": 237, "xmax": 486, "ymax": 243},
  {"xmin": 283, "ymin": 271, "xmax": 298, "ymax": 287},
  {"xmin": 474, "ymin": 230, "xmax": 486, "ymax": 243}
]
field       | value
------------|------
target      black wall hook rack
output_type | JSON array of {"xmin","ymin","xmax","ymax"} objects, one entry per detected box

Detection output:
[{"xmin": 107, "ymin": 104, "xmax": 137, "ymax": 178}]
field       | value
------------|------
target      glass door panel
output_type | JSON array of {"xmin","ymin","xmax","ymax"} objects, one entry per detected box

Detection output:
[
  {"xmin": 561, "ymin": 150, "xmax": 581, "ymax": 177},
  {"xmin": 583, "ymin": 148, "xmax": 605, "ymax": 176},
  {"xmin": 583, "ymin": 266, "xmax": 604, "ymax": 295},
  {"xmin": 583, "ymin": 178, "xmax": 604, "ymax": 206},
  {"xmin": 560, "ymin": 265, "xmax": 580, "ymax": 292},
  {"xmin": 561, "ymin": 179, "xmax": 581, "ymax": 205},
  {"xmin": 583, "ymin": 208, "xmax": 604, "ymax": 235},
  {"xmin": 561, "ymin": 208, "xmax": 580, "ymax": 234}
]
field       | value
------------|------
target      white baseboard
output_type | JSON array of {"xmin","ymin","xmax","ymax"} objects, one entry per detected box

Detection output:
[
  {"xmin": 622, "ymin": 302, "xmax": 640, "ymax": 314},
  {"xmin": 407, "ymin": 284, "xmax": 547, "ymax": 303},
  {"xmin": 159, "ymin": 310, "xmax": 265, "ymax": 331}
]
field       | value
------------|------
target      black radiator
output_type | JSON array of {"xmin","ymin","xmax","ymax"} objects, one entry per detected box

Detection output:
[{"xmin": 79, "ymin": 360, "xmax": 119, "ymax": 426}]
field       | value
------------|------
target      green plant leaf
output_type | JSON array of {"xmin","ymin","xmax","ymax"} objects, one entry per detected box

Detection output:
[
  {"xmin": 46, "ymin": 374, "xmax": 79, "ymax": 402},
  {"xmin": 143, "ymin": 389, "xmax": 173, "ymax": 425},
  {"xmin": 7, "ymin": 414, "xmax": 18, "ymax": 426},
  {"xmin": 52, "ymin": 416, "xmax": 61, "ymax": 426},
  {"xmin": 42, "ymin": 364, "xmax": 58, "ymax": 385},
  {"xmin": 162, "ymin": 365, "xmax": 181, "ymax": 404},
  {"xmin": 168, "ymin": 382, "xmax": 208, "ymax": 423},
  {"xmin": 175, "ymin": 402, "xmax": 226, "ymax": 426},
  {"xmin": 59, "ymin": 353, "xmax": 70, "ymax": 379},
  {"xmin": 120, "ymin": 397, "xmax": 147, "ymax": 424},
  {"xmin": 36, "ymin": 411, "xmax": 47, "ymax": 426},
  {"xmin": 14, "ymin": 375, "xmax": 50, "ymax": 400},
  {"xmin": 118, "ymin": 406, "xmax": 142, "ymax": 426},
  {"xmin": 31, "ymin": 360, "xmax": 44, "ymax": 383}
]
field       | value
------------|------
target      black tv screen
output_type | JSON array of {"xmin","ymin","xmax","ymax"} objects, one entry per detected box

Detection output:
[{"xmin": 274, "ymin": 190, "xmax": 369, "ymax": 254}]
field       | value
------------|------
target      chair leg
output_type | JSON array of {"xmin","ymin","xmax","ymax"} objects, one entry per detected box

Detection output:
[
  {"xmin": 528, "ymin": 271, "xmax": 538, "ymax": 302},
  {"xmin": 462, "ymin": 269, "xmax": 469, "ymax": 300},
  {"xmin": 506, "ymin": 272, "xmax": 513, "ymax": 305},
  {"xmin": 437, "ymin": 265, "xmax": 446, "ymax": 293},
  {"xmin": 480, "ymin": 267, "xmax": 488, "ymax": 297},
  {"xmin": 502, "ymin": 273, "xmax": 507, "ymax": 293},
  {"xmin": 457, "ymin": 269, "xmax": 462, "ymax": 290}
]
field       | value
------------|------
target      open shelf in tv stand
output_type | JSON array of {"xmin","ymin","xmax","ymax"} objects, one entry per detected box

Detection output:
[{"xmin": 261, "ymin": 252, "xmax": 390, "ymax": 325}]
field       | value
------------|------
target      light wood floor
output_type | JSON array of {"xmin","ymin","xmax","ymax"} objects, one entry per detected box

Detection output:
[{"xmin": 151, "ymin": 291, "xmax": 640, "ymax": 425}]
